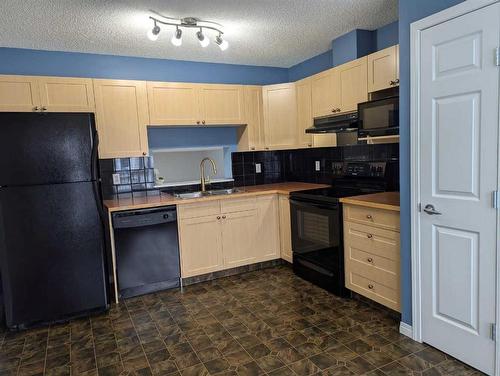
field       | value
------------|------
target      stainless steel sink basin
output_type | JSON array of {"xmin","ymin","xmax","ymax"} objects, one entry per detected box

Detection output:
[{"xmin": 174, "ymin": 188, "xmax": 241, "ymax": 199}]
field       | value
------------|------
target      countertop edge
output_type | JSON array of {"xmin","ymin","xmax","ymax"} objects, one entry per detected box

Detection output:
[{"xmin": 339, "ymin": 192, "xmax": 400, "ymax": 212}]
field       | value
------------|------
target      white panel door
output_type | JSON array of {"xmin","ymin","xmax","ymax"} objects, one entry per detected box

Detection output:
[{"xmin": 419, "ymin": 4, "xmax": 499, "ymax": 374}]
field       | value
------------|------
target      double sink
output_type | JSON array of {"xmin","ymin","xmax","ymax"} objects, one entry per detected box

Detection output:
[{"xmin": 173, "ymin": 188, "xmax": 242, "ymax": 199}]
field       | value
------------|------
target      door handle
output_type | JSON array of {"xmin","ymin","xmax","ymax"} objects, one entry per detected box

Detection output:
[{"xmin": 423, "ymin": 204, "xmax": 442, "ymax": 215}]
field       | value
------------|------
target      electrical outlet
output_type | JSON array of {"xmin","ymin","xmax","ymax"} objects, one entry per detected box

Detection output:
[
  {"xmin": 255, "ymin": 163, "xmax": 262, "ymax": 173},
  {"xmin": 315, "ymin": 161, "xmax": 321, "ymax": 171},
  {"xmin": 112, "ymin": 173, "xmax": 121, "ymax": 185}
]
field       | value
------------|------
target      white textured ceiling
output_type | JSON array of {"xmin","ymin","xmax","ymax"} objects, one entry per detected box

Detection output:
[{"xmin": 0, "ymin": 0, "xmax": 398, "ymax": 68}]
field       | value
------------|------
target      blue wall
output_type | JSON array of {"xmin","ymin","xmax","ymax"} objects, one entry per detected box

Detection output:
[
  {"xmin": 288, "ymin": 51, "xmax": 333, "ymax": 82},
  {"xmin": 0, "ymin": 48, "xmax": 288, "ymax": 85},
  {"xmin": 398, "ymin": 0, "xmax": 465, "ymax": 325},
  {"xmin": 375, "ymin": 21, "xmax": 399, "ymax": 51}
]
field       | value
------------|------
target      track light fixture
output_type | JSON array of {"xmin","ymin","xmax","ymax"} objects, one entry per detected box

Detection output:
[{"xmin": 147, "ymin": 14, "xmax": 228, "ymax": 51}]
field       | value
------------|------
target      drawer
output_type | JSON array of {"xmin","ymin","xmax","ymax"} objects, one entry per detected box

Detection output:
[
  {"xmin": 348, "ymin": 247, "xmax": 399, "ymax": 276},
  {"xmin": 344, "ymin": 205, "xmax": 400, "ymax": 231},
  {"xmin": 344, "ymin": 222, "xmax": 399, "ymax": 261},
  {"xmin": 347, "ymin": 271, "xmax": 400, "ymax": 311},
  {"xmin": 221, "ymin": 196, "xmax": 257, "ymax": 213},
  {"xmin": 178, "ymin": 200, "xmax": 221, "ymax": 219},
  {"xmin": 346, "ymin": 255, "xmax": 399, "ymax": 287}
]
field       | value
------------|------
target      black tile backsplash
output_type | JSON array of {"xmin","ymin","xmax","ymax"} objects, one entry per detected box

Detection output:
[
  {"xmin": 99, "ymin": 156, "xmax": 157, "ymax": 200},
  {"xmin": 231, "ymin": 143, "xmax": 399, "ymax": 188}
]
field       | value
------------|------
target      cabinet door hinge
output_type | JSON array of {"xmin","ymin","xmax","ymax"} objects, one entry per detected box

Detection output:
[
  {"xmin": 493, "ymin": 191, "xmax": 500, "ymax": 209},
  {"xmin": 495, "ymin": 48, "xmax": 500, "ymax": 66},
  {"xmin": 490, "ymin": 323, "xmax": 496, "ymax": 341},
  {"xmin": 418, "ymin": 203, "xmax": 422, "ymax": 212}
]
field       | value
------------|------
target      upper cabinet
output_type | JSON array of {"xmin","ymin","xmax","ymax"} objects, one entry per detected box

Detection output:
[
  {"xmin": 337, "ymin": 56, "xmax": 368, "ymax": 113},
  {"xmin": 147, "ymin": 82, "xmax": 245, "ymax": 126},
  {"xmin": 93, "ymin": 79, "xmax": 150, "ymax": 159},
  {"xmin": 296, "ymin": 78, "xmax": 313, "ymax": 148},
  {"xmin": 198, "ymin": 84, "xmax": 245, "ymax": 125},
  {"xmin": 147, "ymin": 82, "xmax": 202, "ymax": 125},
  {"xmin": 262, "ymin": 83, "xmax": 297, "ymax": 150},
  {"xmin": 0, "ymin": 75, "xmax": 94, "ymax": 112},
  {"xmin": 311, "ymin": 68, "xmax": 338, "ymax": 118},
  {"xmin": 238, "ymin": 86, "xmax": 265, "ymax": 151},
  {"xmin": 367, "ymin": 45, "xmax": 400, "ymax": 92}
]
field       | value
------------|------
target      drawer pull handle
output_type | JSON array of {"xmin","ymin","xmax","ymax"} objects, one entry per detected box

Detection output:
[
  {"xmin": 366, "ymin": 214, "xmax": 373, "ymax": 219},
  {"xmin": 367, "ymin": 234, "xmax": 373, "ymax": 239},
  {"xmin": 367, "ymin": 258, "xmax": 373, "ymax": 263},
  {"xmin": 368, "ymin": 284, "xmax": 374, "ymax": 289}
]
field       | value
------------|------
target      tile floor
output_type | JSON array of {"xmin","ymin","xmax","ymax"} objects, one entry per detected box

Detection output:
[{"xmin": 0, "ymin": 266, "xmax": 484, "ymax": 376}]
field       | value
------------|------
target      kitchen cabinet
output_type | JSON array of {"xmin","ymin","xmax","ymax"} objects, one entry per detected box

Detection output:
[
  {"xmin": 198, "ymin": 84, "xmax": 245, "ymax": 125},
  {"xmin": 311, "ymin": 68, "xmax": 337, "ymax": 118},
  {"xmin": 93, "ymin": 79, "xmax": 149, "ymax": 158},
  {"xmin": 255, "ymin": 195, "xmax": 281, "ymax": 261},
  {"xmin": 367, "ymin": 45, "xmax": 400, "ymax": 92},
  {"xmin": 312, "ymin": 134, "xmax": 337, "ymax": 148},
  {"xmin": 177, "ymin": 195, "xmax": 281, "ymax": 278},
  {"xmin": 0, "ymin": 75, "xmax": 94, "ymax": 112},
  {"xmin": 178, "ymin": 214, "xmax": 224, "ymax": 278},
  {"xmin": 147, "ymin": 82, "xmax": 202, "ymax": 125},
  {"xmin": 278, "ymin": 195, "xmax": 293, "ymax": 263},
  {"xmin": 222, "ymin": 209, "xmax": 259, "ymax": 268},
  {"xmin": 295, "ymin": 78, "xmax": 313, "ymax": 148},
  {"xmin": 337, "ymin": 56, "xmax": 368, "ymax": 113},
  {"xmin": 147, "ymin": 82, "xmax": 245, "ymax": 126},
  {"xmin": 343, "ymin": 203, "xmax": 400, "ymax": 311},
  {"xmin": 262, "ymin": 83, "xmax": 297, "ymax": 150},
  {"xmin": 237, "ymin": 86, "xmax": 265, "ymax": 151}
]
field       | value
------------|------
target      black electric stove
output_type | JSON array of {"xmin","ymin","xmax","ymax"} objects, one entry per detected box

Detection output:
[{"xmin": 289, "ymin": 161, "xmax": 397, "ymax": 297}]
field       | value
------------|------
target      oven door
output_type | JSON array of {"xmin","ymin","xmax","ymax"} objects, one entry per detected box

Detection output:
[{"xmin": 290, "ymin": 198, "xmax": 340, "ymax": 255}]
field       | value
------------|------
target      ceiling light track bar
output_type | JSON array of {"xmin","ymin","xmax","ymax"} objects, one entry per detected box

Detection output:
[{"xmin": 148, "ymin": 16, "xmax": 224, "ymax": 35}]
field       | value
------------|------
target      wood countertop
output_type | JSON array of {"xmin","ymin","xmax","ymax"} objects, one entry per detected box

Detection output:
[
  {"xmin": 340, "ymin": 191, "xmax": 400, "ymax": 212},
  {"xmin": 104, "ymin": 182, "xmax": 329, "ymax": 212}
]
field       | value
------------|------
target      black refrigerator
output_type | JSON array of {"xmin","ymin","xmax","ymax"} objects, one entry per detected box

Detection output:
[{"xmin": 0, "ymin": 112, "xmax": 109, "ymax": 330}]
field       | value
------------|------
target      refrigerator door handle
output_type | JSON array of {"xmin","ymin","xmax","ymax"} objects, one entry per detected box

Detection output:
[{"xmin": 91, "ymin": 131, "xmax": 107, "ymax": 225}]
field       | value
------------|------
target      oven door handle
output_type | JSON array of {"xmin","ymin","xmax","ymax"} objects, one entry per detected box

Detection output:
[{"xmin": 289, "ymin": 199, "xmax": 338, "ymax": 211}]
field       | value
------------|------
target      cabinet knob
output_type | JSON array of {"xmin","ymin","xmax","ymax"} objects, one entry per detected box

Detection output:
[
  {"xmin": 265, "ymin": 147, "xmax": 269, "ymax": 150},
  {"xmin": 142, "ymin": 152, "xmax": 147, "ymax": 156},
  {"xmin": 33, "ymin": 106, "xmax": 40, "ymax": 112},
  {"xmin": 222, "ymin": 215, "xmax": 226, "ymax": 219},
  {"xmin": 336, "ymin": 108, "xmax": 341, "ymax": 112},
  {"xmin": 366, "ymin": 214, "xmax": 373, "ymax": 219},
  {"xmin": 41, "ymin": 106, "xmax": 47, "ymax": 111},
  {"xmin": 368, "ymin": 284, "xmax": 374, "ymax": 289},
  {"xmin": 367, "ymin": 234, "xmax": 373, "ymax": 239},
  {"xmin": 250, "ymin": 147, "xmax": 256, "ymax": 150},
  {"xmin": 308, "ymin": 144, "xmax": 312, "ymax": 147},
  {"xmin": 395, "ymin": 79, "xmax": 400, "ymax": 84},
  {"xmin": 217, "ymin": 216, "xmax": 221, "ymax": 220},
  {"xmin": 196, "ymin": 121, "xmax": 201, "ymax": 125},
  {"xmin": 202, "ymin": 120, "xmax": 206, "ymax": 125},
  {"xmin": 390, "ymin": 80, "xmax": 396, "ymax": 86},
  {"xmin": 332, "ymin": 108, "xmax": 336, "ymax": 113},
  {"xmin": 367, "ymin": 257, "xmax": 373, "ymax": 263}
]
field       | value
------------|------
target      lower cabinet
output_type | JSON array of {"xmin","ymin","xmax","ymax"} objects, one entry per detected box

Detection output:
[
  {"xmin": 343, "ymin": 204, "xmax": 400, "ymax": 311},
  {"xmin": 178, "ymin": 195, "xmax": 280, "ymax": 278},
  {"xmin": 278, "ymin": 195, "xmax": 293, "ymax": 263}
]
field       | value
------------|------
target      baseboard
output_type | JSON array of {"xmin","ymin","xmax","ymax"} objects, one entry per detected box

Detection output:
[{"xmin": 399, "ymin": 322, "xmax": 413, "ymax": 338}]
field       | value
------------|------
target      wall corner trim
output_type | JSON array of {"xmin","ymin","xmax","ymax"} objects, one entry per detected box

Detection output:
[{"xmin": 399, "ymin": 322, "xmax": 413, "ymax": 339}]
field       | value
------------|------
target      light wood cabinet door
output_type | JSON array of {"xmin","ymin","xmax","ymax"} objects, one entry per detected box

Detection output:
[
  {"xmin": 221, "ymin": 209, "xmax": 259, "ymax": 268},
  {"xmin": 38, "ymin": 77, "xmax": 95, "ymax": 112},
  {"xmin": 278, "ymin": 195, "xmax": 293, "ymax": 263},
  {"xmin": 296, "ymin": 78, "xmax": 313, "ymax": 148},
  {"xmin": 311, "ymin": 68, "xmax": 338, "ymax": 118},
  {"xmin": 313, "ymin": 134, "xmax": 337, "ymax": 147},
  {"xmin": 93, "ymin": 79, "xmax": 149, "ymax": 158},
  {"xmin": 336, "ymin": 56, "xmax": 368, "ymax": 113},
  {"xmin": 255, "ymin": 195, "xmax": 281, "ymax": 261},
  {"xmin": 179, "ymin": 214, "xmax": 224, "ymax": 278},
  {"xmin": 147, "ymin": 82, "xmax": 202, "ymax": 126},
  {"xmin": 0, "ymin": 75, "xmax": 40, "ymax": 112},
  {"xmin": 199, "ymin": 84, "xmax": 245, "ymax": 125},
  {"xmin": 367, "ymin": 45, "xmax": 399, "ymax": 92},
  {"xmin": 262, "ymin": 83, "xmax": 297, "ymax": 150},
  {"xmin": 238, "ymin": 86, "xmax": 264, "ymax": 151}
]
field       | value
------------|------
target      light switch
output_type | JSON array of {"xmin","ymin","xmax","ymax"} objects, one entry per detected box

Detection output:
[
  {"xmin": 315, "ymin": 161, "xmax": 321, "ymax": 171},
  {"xmin": 255, "ymin": 163, "xmax": 262, "ymax": 173},
  {"xmin": 112, "ymin": 173, "xmax": 121, "ymax": 185}
]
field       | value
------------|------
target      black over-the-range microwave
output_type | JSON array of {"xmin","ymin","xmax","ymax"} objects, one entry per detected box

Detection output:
[{"xmin": 357, "ymin": 96, "xmax": 399, "ymax": 137}]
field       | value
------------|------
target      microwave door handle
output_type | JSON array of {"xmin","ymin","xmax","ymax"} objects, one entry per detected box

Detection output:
[{"xmin": 289, "ymin": 199, "xmax": 338, "ymax": 211}]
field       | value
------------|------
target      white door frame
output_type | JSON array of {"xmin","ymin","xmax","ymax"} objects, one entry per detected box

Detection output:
[{"xmin": 410, "ymin": 0, "xmax": 500, "ymax": 374}]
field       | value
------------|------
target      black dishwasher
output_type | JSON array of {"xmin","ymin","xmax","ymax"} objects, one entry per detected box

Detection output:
[{"xmin": 112, "ymin": 206, "xmax": 180, "ymax": 299}]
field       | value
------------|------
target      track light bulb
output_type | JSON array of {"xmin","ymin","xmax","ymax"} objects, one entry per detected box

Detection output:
[
  {"xmin": 197, "ymin": 30, "xmax": 209, "ymax": 47},
  {"xmin": 147, "ymin": 23, "xmax": 160, "ymax": 41},
  {"xmin": 171, "ymin": 27, "xmax": 182, "ymax": 46},
  {"xmin": 215, "ymin": 35, "xmax": 229, "ymax": 51}
]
